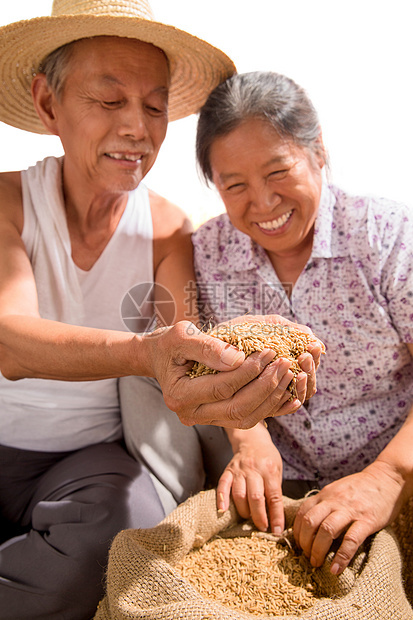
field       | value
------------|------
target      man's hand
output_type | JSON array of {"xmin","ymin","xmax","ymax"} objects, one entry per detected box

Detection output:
[
  {"xmin": 217, "ymin": 423, "xmax": 284, "ymax": 534},
  {"xmin": 145, "ymin": 314, "xmax": 321, "ymax": 428},
  {"xmin": 293, "ymin": 460, "xmax": 406, "ymax": 574},
  {"xmin": 146, "ymin": 320, "xmax": 298, "ymax": 428}
]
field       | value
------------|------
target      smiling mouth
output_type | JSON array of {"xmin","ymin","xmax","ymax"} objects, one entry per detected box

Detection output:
[
  {"xmin": 105, "ymin": 152, "xmax": 143, "ymax": 163},
  {"xmin": 257, "ymin": 210, "xmax": 293, "ymax": 231}
]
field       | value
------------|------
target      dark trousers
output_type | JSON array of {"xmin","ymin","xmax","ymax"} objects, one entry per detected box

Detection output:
[{"xmin": 0, "ymin": 441, "xmax": 165, "ymax": 620}]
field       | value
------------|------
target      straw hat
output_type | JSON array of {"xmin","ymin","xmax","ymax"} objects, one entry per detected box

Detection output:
[{"xmin": 0, "ymin": 0, "xmax": 236, "ymax": 134}]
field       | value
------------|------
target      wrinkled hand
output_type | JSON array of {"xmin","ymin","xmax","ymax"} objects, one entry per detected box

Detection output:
[
  {"xmin": 294, "ymin": 461, "xmax": 405, "ymax": 574},
  {"xmin": 221, "ymin": 313, "xmax": 323, "ymax": 402},
  {"xmin": 146, "ymin": 320, "xmax": 300, "ymax": 428},
  {"xmin": 217, "ymin": 423, "xmax": 284, "ymax": 533}
]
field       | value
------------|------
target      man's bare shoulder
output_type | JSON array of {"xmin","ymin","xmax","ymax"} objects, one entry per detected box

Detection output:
[
  {"xmin": 148, "ymin": 188, "xmax": 193, "ymax": 240},
  {"xmin": 149, "ymin": 188, "xmax": 194, "ymax": 274},
  {"xmin": 0, "ymin": 171, "xmax": 23, "ymax": 230},
  {"xmin": 0, "ymin": 170, "xmax": 22, "ymax": 197}
]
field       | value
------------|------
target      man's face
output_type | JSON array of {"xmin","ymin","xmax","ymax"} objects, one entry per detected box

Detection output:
[{"xmin": 51, "ymin": 36, "xmax": 170, "ymax": 194}]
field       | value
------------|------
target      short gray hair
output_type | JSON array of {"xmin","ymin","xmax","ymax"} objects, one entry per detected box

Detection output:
[
  {"xmin": 38, "ymin": 41, "xmax": 77, "ymax": 99},
  {"xmin": 38, "ymin": 37, "xmax": 171, "ymax": 100},
  {"xmin": 196, "ymin": 71, "xmax": 326, "ymax": 184}
]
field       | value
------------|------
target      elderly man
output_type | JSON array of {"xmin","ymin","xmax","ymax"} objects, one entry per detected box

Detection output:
[{"xmin": 0, "ymin": 1, "xmax": 320, "ymax": 618}]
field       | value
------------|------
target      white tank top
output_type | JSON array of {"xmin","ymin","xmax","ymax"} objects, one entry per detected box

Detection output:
[{"xmin": 0, "ymin": 157, "xmax": 154, "ymax": 451}]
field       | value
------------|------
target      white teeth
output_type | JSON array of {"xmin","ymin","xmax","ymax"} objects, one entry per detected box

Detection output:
[
  {"xmin": 258, "ymin": 210, "xmax": 292, "ymax": 231},
  {"xmin": 106, "ymin": 153, "xmax": 142, "ymax": 162}
]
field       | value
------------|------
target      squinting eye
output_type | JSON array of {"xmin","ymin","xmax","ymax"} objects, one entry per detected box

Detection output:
[
  {"xmin": 102, "ymin": 101, "xmax": 122, "ymax": 108},
  {"xmin": 226, "ymin": 183, "xmax": 246, "ymax": 193},
  {"xmin": 145, "ymin": 101, "xmax": 168, "ymax": 116},
  {"xmin": 269, "ymin": 169, "xmax": 288, "ymax": 178},
  {"xmin": 146, "ymin": 105, "xmax": 163, "ymax": 115}
]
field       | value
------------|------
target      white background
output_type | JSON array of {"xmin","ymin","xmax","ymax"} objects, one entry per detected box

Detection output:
[{"xmin": 1, "ymin": 0, "xmax": 412, "ymax": 228}]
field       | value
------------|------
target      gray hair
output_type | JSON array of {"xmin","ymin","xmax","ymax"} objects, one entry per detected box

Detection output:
[
  {"xmin": 196, "ymin": 71, "xmax": 326, "ymax": 184},
  {"xmin": 38, "ymin": 37, "xmax": 171, "ymax": 100},
  {"xmin": 38, "ymin": 41, "xmax": 77, "ymax": 99}
]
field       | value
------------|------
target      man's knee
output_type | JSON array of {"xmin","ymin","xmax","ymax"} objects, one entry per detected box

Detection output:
[
  {"xmin": 120, "ymin": 376, "xmax": 206, "ymax": 504},
  {"xmin": 0, "ymin": 451, "xmax": 164, "ymax": 620},
  {"xmin": 195, "ymin": 425, "xmax": 233, "ymax": 487}
]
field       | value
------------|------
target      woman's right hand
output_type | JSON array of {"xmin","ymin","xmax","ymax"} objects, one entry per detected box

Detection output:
[{"xmin": 217, "ymin": 422, "xmax": 285, "ymax": 534}]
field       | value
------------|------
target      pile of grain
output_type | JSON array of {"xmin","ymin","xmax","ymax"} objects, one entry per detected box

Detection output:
[
  {"xmin": 175, "ymin": 531, "xmax": 323, "ymax": 617},
  {"xmin": 188, "ymin": 322, "xmax": 324, "ymax": 397}
]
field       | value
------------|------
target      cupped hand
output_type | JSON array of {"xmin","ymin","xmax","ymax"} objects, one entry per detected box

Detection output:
[
  {"xmin": 222, "ymin": 313, "xmax": 324, "ymax": 401},
  {"xmin": 217, "ymin": 423, "xmax": 284, "ymax": 534},
  {"xmin": 293, "ymin": 461, "xmax": 406, "ymax": 574},
  {"xmin": 147, "ymin": 320, "xmax": 305, "ymax": 428}
]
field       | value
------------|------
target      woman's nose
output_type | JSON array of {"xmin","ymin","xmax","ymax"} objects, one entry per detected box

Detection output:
[{"xmin": 250, "ymin": 185, "xmax": 282, "ymax": 212}]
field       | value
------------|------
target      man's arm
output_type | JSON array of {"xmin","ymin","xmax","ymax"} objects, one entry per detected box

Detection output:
[
  {"xmin": 150, "ymin": 189, "xmax": 198, "ymax": 325},
  {"xmin": 0, "ymin": 174, "xmax": 315, "ymax": 428},
  {"xmin": 0, "ymin": 172, "xmax": 142, "ymax": 380},
  {"xmin": 0, "ymin": 178, "xmax": 227, "ymax": 381}
]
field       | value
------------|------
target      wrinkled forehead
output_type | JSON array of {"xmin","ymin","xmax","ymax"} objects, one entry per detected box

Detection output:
[
  {"xmin": 40, "ymin": 34, "xmax": 171, "ymax": 108},
  {"xmin": 66, "ymin": 35, "xmax": 170, "ymax": 78}
]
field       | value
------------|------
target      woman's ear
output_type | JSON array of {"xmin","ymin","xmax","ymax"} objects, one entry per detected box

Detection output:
[
  {"xmin": 31, "ymin": 73, "xmax": 59, "ymax": 135},
  {"xmin": 314, "ymin": 128, "xmax": 327, "ymax": 169}
]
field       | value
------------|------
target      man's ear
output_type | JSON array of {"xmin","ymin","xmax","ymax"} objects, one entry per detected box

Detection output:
[{"xmin": 31, "ymin": 73, "xmax": 59, "ymax": 135}]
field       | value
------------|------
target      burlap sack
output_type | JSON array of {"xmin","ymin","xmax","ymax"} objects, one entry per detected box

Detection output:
[{"xmin": 94, "ymin": 490, "xmax": 413, "ymax": 620}]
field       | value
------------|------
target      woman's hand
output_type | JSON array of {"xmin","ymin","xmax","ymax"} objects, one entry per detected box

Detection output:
[
  {"xmin": 217, "ymin": 422, "xmax": 284, "ymax": 534},
  {"xmin": 293, "ymin": 460, "xmax": 406, "ymax": 574},
  {"xmin": 217, "ymin": 313, "xmax": 324, "ymax": 402}
]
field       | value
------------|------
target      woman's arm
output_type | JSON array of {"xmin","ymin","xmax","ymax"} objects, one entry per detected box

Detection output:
[
  {"xmin": 294, "ymin": 342, "xmax": 413, "ymax": 574},
  {"xmin": 217, "ymin": 422, "xmax": 285, "ymax": 534}
]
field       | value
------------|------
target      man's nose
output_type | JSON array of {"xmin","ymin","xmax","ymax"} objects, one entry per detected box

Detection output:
[{"xmin": 118, "ymin": 102, "xmax": 148, "ymax": 140}]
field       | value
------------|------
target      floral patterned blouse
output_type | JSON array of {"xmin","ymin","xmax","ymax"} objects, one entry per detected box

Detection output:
[{"xmin": 192, "ymin": 184, "xmax": 413, "ymax": 485}]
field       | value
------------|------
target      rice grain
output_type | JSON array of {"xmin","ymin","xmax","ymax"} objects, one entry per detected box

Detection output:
[
  {"xmin": 175, "ymin": 532, "xmax": 324, "ymax": 617},
  {"xmin": 188, "ymin": 322, "xmax": 325, "ymax": 398}
]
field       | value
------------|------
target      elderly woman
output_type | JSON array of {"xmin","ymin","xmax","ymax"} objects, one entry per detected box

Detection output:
[{"xmin": 193, "ymin": 71, "xmax": 413, "ymax": 575}]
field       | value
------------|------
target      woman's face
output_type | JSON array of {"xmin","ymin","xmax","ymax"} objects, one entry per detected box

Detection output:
[{"xmin": 209, "ymin": 117, "xmax": 325, "ymax": 260}]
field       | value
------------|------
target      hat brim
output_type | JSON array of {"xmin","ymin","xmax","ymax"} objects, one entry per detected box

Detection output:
[{"xmin": 0, "ymin": 14, "xmax": 236, "ymax": 133}]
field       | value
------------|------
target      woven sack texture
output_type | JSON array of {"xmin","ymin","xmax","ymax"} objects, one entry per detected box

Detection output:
[{"xmin": 94, "ymin": 489, "xmax": 413, "ymax": 620}]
